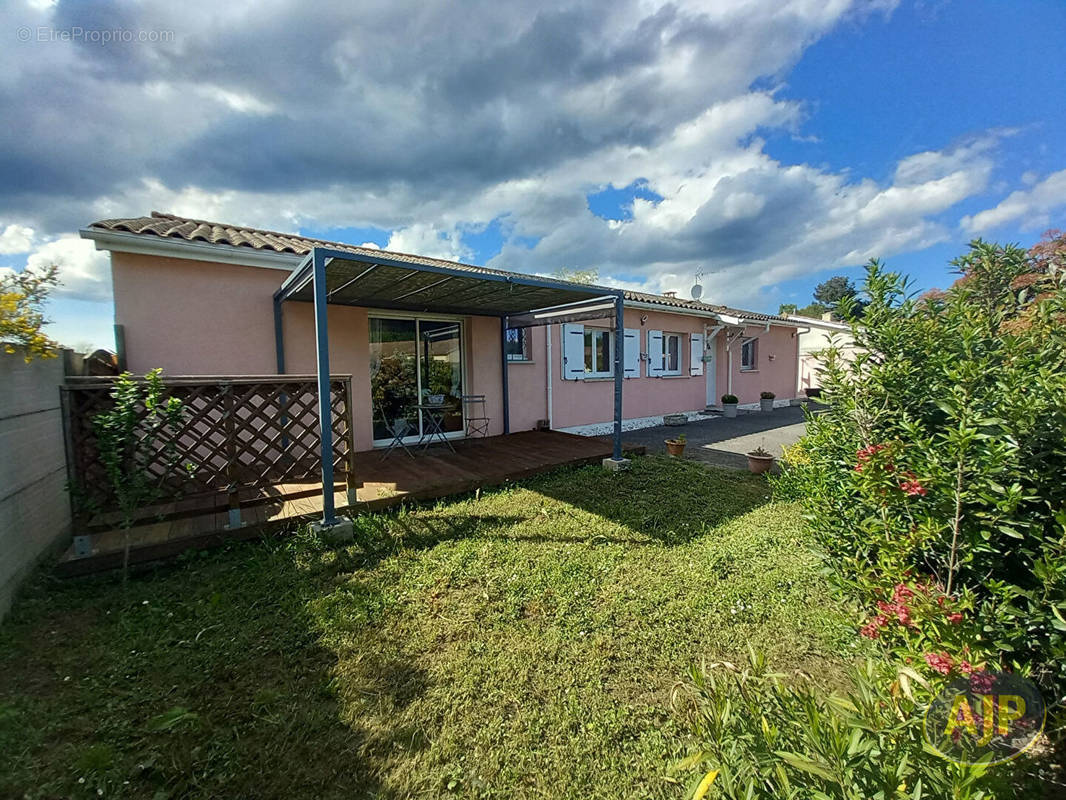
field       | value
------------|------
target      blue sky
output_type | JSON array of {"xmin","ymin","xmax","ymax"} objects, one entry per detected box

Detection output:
[{"xmin": 2, "ymin": 0, "xmax": 1064, "ymax": 350}]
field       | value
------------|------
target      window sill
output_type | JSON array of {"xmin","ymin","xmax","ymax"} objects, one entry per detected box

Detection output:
[
  {"xmin": 507, "ymin": 360, "xmax": 535, "ymax": 365},
  {"xmin": 659, "ymin": 373, "xmax": 686, "ymax": 379},
  {"xmin": 582, "ymin": 375, "xmax": 616, "ymax": 381},
  {"xmin": 740, "ymin": 368, "xmax": 759, "ymax": 373}
]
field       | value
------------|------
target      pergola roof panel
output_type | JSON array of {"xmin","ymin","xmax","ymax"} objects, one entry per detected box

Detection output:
[{"xmin": 279, "ymin": 250, "xmax": 618, "ymax": 320}]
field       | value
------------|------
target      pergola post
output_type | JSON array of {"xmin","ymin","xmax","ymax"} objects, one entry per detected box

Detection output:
[
  {"xmin": 500, "ymin": 317, "xmax": 511, "ymax": 434},
  {"xmin": 611, "ymin": 293, "xmax": 625, "ymax": 462},
  {"xmin": 311, "ymin": 248, "xmax": 338, "ymax": 528}
]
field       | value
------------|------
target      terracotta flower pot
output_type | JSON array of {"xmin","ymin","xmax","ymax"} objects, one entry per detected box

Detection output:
[
  {"xmin": 665, "ymin": 439, "xmax": 686, "ymax": 457},
  {"xmin": 747, "ymin": 454, "xmax": 774, "ymax": 474}
]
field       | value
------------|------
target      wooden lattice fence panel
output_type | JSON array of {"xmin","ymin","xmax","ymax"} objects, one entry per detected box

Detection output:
[{"xmin": 62, "ymin": 375, "xmax": 354, "ymax": 521}]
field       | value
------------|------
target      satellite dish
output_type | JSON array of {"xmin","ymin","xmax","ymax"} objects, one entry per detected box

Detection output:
[{"xmin": 690, "ymin": 283, "xmax": 703, "ymax": 300}]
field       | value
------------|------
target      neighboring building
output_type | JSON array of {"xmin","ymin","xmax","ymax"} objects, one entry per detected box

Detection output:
[
  {"xmin": 81, "ymin": 212, "xmax": 803, "ymax": 449},
  {"xmin": 787, "ymin": 313, "xmax": 860, "ymax": 395}
]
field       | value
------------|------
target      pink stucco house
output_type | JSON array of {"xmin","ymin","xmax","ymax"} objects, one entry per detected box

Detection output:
[{"xmin": 81, "ymin": 212, "xmax": 803, "ymax": 455}]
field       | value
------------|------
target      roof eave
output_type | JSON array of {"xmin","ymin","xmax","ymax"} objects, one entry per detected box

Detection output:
[{"xmin": 79, "ymin": 227, "xmax": 302, "ymax": 271}]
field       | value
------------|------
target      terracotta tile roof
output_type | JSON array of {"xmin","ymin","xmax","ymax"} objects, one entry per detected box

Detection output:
[{"xmin": 89, "ymin": 211, "xmax": 794, "ymax": 325}]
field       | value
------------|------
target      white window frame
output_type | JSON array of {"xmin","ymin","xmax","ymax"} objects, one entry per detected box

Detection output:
[
  {"xmin": 661, "ymin": 332, "xmax": 683, "ymax": 376},
  {"xmin": 583, "ymin": 328, "xmax": 614, "ymax": 378},
  {"xmin": 504, "ymin": 327, "xmax": 531, "ymax": 362},
  {"xmin": 740, "ymin": 337, "xmax": 758, "ymax": 371}
]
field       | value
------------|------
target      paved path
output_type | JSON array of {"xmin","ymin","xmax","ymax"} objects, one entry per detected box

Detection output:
[{"xmin": 622, "ymin": 404, "xmax": 814, "ymax": 470}]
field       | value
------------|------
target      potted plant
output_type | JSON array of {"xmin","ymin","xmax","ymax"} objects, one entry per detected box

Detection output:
[
  {"xmin": 746, "ymin": 445, "xmax": 775, "ymax": 474},
  {"xmin": 759, "ymin": 391, "xmax": 775, "ymax": 412},
  {"xmin": 665, "ymin": 433, "xmax": 686, "ymax": 457},
  {"xmin": 721, "ymin": 394, "xmax": 739, "ymax": 418}
]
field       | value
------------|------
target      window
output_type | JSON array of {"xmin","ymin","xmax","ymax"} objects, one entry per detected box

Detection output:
[
  {"xmin": 583, "ymin": 328, "xmax": 614, "ymax": 377},
  {"xmin": 741, "ymin": 338, "xmax": 758, "ymax": 371},
  {"xmin": 662, "ymin": 333, "xmax": 682, "ymax": 375},
  {"xmin": 505, "ymin": 327, "xmax": 530, "ymax": 362}
]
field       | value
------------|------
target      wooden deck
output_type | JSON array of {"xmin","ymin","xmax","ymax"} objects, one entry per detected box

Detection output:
[{"xmin": 57, "ymin": 430, "xmax": 645, "ymax": 575}]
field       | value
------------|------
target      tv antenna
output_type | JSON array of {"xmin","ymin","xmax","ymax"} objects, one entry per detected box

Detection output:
[{"xmin": 690, "ymin": 269, "xmax": 705, "ymax": 300}]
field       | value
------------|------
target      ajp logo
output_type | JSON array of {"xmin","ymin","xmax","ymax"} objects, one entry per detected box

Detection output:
[{"xmin": 924, "ymin": 670, "xmax": 1045, "ymax": 765}]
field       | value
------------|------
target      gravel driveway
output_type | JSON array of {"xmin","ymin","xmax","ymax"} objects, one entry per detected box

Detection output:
[{"xmin": 621, "ymin": 404, "xmax": 816, "ymax": 470}]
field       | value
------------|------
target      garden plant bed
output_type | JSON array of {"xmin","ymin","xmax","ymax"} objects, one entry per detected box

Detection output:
[{"xmin": 0, "ymin": 456, "xmax": 854, "ymax": 799}]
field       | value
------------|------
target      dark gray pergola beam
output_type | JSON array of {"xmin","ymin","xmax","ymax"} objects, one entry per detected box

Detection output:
[{"xmin": 311, "ymin": 248, "xmax": 337, "ymax": 527}]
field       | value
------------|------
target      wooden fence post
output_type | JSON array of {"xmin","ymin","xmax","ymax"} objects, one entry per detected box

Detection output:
[{"xmin": 222, "ymin": 383, "xmax": 243, "ymax": 529}]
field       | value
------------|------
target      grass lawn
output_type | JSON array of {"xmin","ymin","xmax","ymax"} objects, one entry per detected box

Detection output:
[{"xmin": 0, "ymin": 456, "xmax": 857, "ymax": 799}]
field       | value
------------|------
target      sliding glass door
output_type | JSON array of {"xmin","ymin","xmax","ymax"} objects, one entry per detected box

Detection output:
[{"xmin": 369, "ymin": 316, "xmax": 465, "ymax": 444}]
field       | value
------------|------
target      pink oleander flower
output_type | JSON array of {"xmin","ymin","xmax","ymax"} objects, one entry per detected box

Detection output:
[
  {"xmin": 958, "ymin": 660, "xmax": 973, "ymax": 675},
  {"xmin": 900, "ymin": 478, "xmax": 927, "ymax": 496},
  {"xmin": 924, "ymin": 652, "xmax": 954, "ymax": 675},
  {"xmin": 892, "ymin": 584, "xmax": 915, "ymax": 602},
  {"xmin": 969, "ymin": 670, "xmax": 996, "ymax": 693},
  {"xmin": 947, "ymin": 612, "xmax": 963, "ymax": 624}
]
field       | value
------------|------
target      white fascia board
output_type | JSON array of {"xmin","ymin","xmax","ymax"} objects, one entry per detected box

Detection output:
[
  {"xmin": 79, "ymin": 228, "xmax": 302, "ymax": 271},
  {"xmin": 786, "ymin": 314, "xmax": 853, "ymax": 331},
  {"xmin": 624, "ymin": 300, "xmax": 800, "ymax": 330},
  {"xmin": 623, "ymin": 299, "xmax": 718, "ymax": 319}
]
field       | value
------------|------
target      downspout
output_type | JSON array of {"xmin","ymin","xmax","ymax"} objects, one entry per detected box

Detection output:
[
  {"xmin": 545, "ymin": 325, "xmax": 553, "ymax": 429},
  {"xmin": 791, "ymin": 326, "xmax": 810, "ymax": 396}
]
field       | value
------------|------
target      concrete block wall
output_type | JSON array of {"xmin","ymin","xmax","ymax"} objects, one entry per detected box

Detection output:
[{"xmin": 0, "ymin": 349, "xmax": 71, "ymax": 619}]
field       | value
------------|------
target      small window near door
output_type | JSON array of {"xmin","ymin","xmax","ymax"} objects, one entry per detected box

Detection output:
[
  {"xmin": 505, "ymin": 328, "xmax": 530, "ymax": 362},
  {"xmin": 662, "ymin": 333, "xmax": 682, "ymax": 375},
  {"xmin": 583, "ymin": 329, "xmax": 614, "ymax": 377},
  {"xmin": 741, "ymin": 338, "xmax": 758, "ymax": 371}
]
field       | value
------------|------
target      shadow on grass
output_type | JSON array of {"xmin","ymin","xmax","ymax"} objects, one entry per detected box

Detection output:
[
  {"xmin": 521, "ymin": 454, "xmax": 773, "ymax": 545},
  {"xmin": 0, "ymin": 536, "xmax": 424, "ymax": 799}
]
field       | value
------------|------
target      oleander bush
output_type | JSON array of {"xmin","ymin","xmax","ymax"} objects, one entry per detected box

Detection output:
[
  {"xmin": 670, "ymin": 651, "xmax": 1033, "ymax": 799},
  {"xmin": 774, "ymin": 235, "xmax": 1066, "ymax": 698}
]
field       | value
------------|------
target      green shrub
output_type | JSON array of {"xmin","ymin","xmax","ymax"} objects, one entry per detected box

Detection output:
[
  {"xmin": 721, "ymin": 394, "xmax": 739, "ymax": 405},
  {"xmin": 775, "ymin": 237, "xmax": 1066, "ymax": 695},
  {"xmin": 670, "ymin": 650, "xmax": 1034, "ymax": 799}
]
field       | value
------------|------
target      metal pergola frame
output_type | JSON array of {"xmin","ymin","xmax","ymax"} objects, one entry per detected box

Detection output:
[{"xmin": 273, "ymin": 246, "xmax": 626, "ymax": 528}]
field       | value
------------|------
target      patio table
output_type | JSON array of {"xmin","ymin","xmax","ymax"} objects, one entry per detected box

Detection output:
[{"xmin": 415, "ymin": 403, "xmax": 457, "ymax": 453}]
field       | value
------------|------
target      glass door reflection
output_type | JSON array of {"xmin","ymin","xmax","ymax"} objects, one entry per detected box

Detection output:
[
  {"xmin": 418, "ymin": 321, "xmax": 463, "ymax": 435},
  {"xmin": 369, "ymin": 317, "xmax": 465, "ymax": 445}
]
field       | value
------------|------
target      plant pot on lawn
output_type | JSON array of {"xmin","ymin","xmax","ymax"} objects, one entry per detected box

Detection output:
[
  {"xmin": 759, "ymin": 391, "xmax": 775, "ymax": 412},
  {"xmin": 721, "ymin": 394, "xmax": 739, "ymax": 418},
  {"xmin": 746, "ymin": 446, "xmax": 775, "ymax": 474},
  {"xmin": 665, "ymin": 434, "xmax": 686, "ymax": 457}
]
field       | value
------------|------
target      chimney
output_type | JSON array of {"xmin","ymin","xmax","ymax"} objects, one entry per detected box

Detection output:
[{"xmin": 662, "ymin": 290, "xmax": 677, "ymax": 298}]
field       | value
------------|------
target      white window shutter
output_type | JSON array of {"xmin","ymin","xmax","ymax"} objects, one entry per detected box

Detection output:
[
  {"xmin": 689, "ymin": 333, "xmax": 704, "ymax": 376},
  {"xmin": 623, "ymin": 328, "xmax": 639, "ymax": 378},
  {"xmin": 561, "ymin": 323, "xmax": 585, "ymax": 380},
  {"xmin": 647, "ymin": 330, "xmax": 663, "ymax": 377}
]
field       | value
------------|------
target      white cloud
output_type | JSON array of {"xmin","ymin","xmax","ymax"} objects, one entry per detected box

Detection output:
[
  {"xmin": 0, "ymin": 0, "xmax": 1033, "ymax": 313},
  {"xmin": 26, "ymin": 235, "xmax": 111, "ymax": 301},
  {"xmin": 960, "ymin": 169, "xmax": 1066, "ymax": 235},
  {"xmin": 385, "ymin": 224, "xmax": 473, "ymax": 263},
  {"xmin": 0, "ymin": 223, "xmax": 34, "ymax": 254}
]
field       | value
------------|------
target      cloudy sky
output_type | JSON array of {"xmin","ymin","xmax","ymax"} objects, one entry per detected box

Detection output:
[{"xmin": 2, "ymin": 0, "xmax": 1064, "ymax": 350}]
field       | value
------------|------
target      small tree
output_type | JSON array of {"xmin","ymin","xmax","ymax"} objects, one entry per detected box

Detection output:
[
  {"xmin": 91, "ymin": 370, "xmax": 189, "ymax": 578},
  {"xmin": 1, "ymin": 264, "xmax": 60, "ymax": 361}
]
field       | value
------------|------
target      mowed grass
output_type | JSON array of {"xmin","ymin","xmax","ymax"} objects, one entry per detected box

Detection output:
[{"xmin": 0, "ymin": 456, "xmax": 856, "ymax": 799}]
